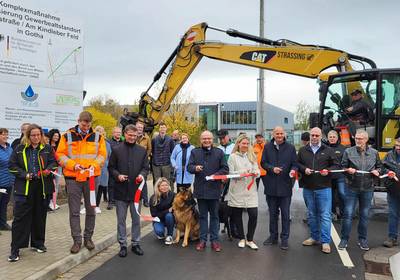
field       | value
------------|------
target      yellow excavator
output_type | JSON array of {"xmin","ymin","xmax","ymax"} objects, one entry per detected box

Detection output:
[{"xmin": 121, "ymin": 22, "xmax": 400, "ymax": 157}]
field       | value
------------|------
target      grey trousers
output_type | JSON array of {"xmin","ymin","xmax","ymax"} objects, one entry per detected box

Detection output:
[
  {"xmin": 152, "ymin": 164, "xmax": 173, "ymax": 191},
  {"xmin": 115, "ymin": 199, "xmax": 141, "ymax": 247},
  {"xmin": 66, "ymin": 179, "xmax": 98, "ymax": 244}
]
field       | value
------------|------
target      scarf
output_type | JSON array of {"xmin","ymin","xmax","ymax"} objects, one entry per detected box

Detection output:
[{"xmin": 180, "ymin": 142, "xmax": 190, "ymax": 184}]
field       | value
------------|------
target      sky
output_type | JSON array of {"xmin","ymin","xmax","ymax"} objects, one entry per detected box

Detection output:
[{"xmin": 34, "ymin": 0, "xmax": 400, "ymax": 112}]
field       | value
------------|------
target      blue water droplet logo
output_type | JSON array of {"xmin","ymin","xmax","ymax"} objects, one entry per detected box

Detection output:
[{"xmin": 25, "ymin": 85, "xmax": 34, "ymax": 97}]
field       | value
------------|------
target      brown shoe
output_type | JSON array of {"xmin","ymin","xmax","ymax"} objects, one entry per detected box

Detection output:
[
  {"xmin": 84, "ymin": 239, "xmax": 95, "ymax": 251},
  {"xmin": 322, "ymin": 243, "xmax": 331, "ymax": 254},
  {"xmin": 302, "ymin": 238, "xmax": 319, "ymax": 246},
  {"xmin": 70, "ymin": 242, "xmax": 81, "ymax": 254}
]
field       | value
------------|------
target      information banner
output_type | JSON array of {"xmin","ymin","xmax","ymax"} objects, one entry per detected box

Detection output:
[{"xmin": 0, "ymin": 0, "xmax": 83, "ymax": 139}]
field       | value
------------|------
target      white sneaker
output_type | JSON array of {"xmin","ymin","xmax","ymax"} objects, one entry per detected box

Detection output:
[
  {"xmin": 49, "ymin": 203, "xmax": 55, "ymax": 211},
  {"xmin": 54, "ymin": 204, "xmax": 60, "ymax": 210},
  {"xmin": 80, "ymin": 208, "xmax": 86, "ymax": 215},
  {"xmin": 95, "ymin": 207, "xmax": 101, "ymax": 214},
  {"xmin": 246, "ymin": 240, "xmax": 258, "ymax": 250},
  {"xmin": 238, "ymin": 239, "xmax": 246, "ymax": 248},
  {"xmin": 165, "ymin": 236, "xmax": 173, "ymax": 245}
]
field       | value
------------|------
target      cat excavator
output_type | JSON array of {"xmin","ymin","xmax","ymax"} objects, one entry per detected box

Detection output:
[{"xmin": 121, "ymin": 22, "xmax": 400, "ymax": 157}]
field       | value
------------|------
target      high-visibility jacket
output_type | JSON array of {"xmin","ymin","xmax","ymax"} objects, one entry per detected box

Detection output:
[
  {"xmin": 9, "ymin": 143, "xmax": 58, "ymax": 197},
  {"xmin": 253, "ymin": 142, "xmax": 267, "ymax": 176},
  {"xmin": 56, "ymin": 126, "xmax": 106, "ymax": 182}
]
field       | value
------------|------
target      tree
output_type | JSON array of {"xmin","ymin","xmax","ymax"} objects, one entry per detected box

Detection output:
[
  {"xmin": 87, "ymin": 95, "xmax": 125, "ymax": 121},
  {"xmin": 86, "ymin": 107, "xmax": 117, "ymax": 137},
  {"xmin": 160, "ymin": 88, "xmax": 205, "ymax": 145},
  {"xmin": 294, "ymin": 100, "xmax": 314, "ymax": 130}
]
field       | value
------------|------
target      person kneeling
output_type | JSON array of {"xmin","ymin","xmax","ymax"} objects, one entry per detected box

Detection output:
[{"xmin": 150, "ymin": 178, "xmax": 175, "ymax": 245}]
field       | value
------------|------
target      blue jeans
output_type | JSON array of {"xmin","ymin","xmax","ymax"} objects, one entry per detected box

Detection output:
[
  {"xmin": 303, "ymin": 187, "xmax": 332, "ymax": 244},
  {"xmin": 198, "ymin": 199, "xmax": 220, "ymax": 242},
  {"xmin": 153, "ymin": 212, "xmax": 175, "ymax": 237},
  {"xmin": 388, "ymin": 193, "xmax": 400, "ymax": 240},
  {"xmin": 341, "ymin": 187, "xmax": 373, "ymax": 241},
  {"xmin": 332, "ymin": 178, "xmax": 346, "ymax": 215}
]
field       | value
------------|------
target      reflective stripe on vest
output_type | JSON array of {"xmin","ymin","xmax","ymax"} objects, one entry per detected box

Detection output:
[
  {"xmin": 94, "ymin": 132, "xmax": 100, "ymax": 155},
  {"xmin": 38, "ymin": 144, "xmax": 46, "ymax": 198},
  {"xmin": 70, "ymin": 154, "xmax": 97, "ymax": 159},
  {"xmin": 67, "ymin": 132, "xmax": 73, "ymax": 158},
  {"xmin": 22, "ymin": 145, "xmax": 29, "ymax": 196},
  {"xmin": 66, "ymin": 131, "xmax": 100, "ymax": 160}
]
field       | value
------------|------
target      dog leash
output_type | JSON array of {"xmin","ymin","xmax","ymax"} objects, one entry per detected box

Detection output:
[{"xmin": 133, "ymin": 175, "xmax": 160, "ymax": 222}]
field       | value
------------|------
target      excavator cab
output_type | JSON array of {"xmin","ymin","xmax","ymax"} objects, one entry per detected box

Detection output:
[{"xmin": 318, "ymin": 68, "xmax": 400, "ymax": 154}]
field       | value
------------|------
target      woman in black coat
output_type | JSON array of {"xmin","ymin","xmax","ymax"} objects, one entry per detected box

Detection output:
[{"xmin": 8, "ymin": 124, "xmax": 57, "ymax": 262}]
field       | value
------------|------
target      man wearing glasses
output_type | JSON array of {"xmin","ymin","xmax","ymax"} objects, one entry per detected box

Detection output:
[
  {"xmin": 382, "ymin": 137, "xmax": 400, "ymax": 248},
  {"xmin": 339, "ymin": 129, "xmax": 381, "ymax": 251},
  {"xmin": 297, "ymin": 127, "xmax": 339, "ymax": 254}
]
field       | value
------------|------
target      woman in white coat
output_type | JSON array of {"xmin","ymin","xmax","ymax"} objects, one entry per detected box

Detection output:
[{"xmin": 227, "ymin": 134, "xmax": 260, "ymax": 250}]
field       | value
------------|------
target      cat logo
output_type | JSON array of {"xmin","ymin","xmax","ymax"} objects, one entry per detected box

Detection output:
[{"xmin": 240, "ymin": 50, "xmax": 276, "ymax": 64}]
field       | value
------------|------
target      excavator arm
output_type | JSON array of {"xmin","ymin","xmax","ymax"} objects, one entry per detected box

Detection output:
[{"xmin": 126, "ymin": 22, "xmax": 375, "ymax": 132}]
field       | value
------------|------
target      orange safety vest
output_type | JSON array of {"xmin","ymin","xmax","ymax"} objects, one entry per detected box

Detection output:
[
  {"xmin": 56, "ymin": 126, "xmax": 106, "ymax": 182},
  {"xmin": 253, "ymin": 142, "xmax": 267, "ymax": 176}
]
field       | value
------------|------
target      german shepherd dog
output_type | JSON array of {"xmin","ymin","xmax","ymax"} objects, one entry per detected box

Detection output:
[{"xmin": 172, "ymin": 188, "xmax": 200, "ymax": 247}]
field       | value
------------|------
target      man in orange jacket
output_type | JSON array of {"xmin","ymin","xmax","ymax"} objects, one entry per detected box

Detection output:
[
  {"xmin": 56, "ymin": 111, "xmax": 106, "ymax": 254},
  {"xmin": 253, "ymin": 133, "xmax": 267, "ymax": 189}
]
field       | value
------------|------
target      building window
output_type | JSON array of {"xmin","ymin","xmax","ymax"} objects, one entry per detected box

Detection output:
[
  {"xmin": 251, "ymin": 111, "xmax": 256, "ymax": 124},
  {"xmin": 244, "ymin": 111, "xmax": 249, "ymax": 124},
  {"xmin": 284, "ymin": 117, "xmax": 288, "ymax": 124}
]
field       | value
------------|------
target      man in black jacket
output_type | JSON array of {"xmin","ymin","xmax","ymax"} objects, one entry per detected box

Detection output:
[
  {"xmin": 327, "ymin": 130, "xmax": 347, "ymax": 220},
  {"xmin": 382, "ymin": 137, "xmax": 400, "ymax": 248},
  {"xmin": 261, "ymin": 127, "xmax": 297, "ymax": 250},
  {"xmin": 297, "ymin": 127, "xmax": 339, "ymax": 254},
  {"xmin": 187, "ymin": 130, "xmax": 229, "ymax": 252},
  {"xmin": 339, "ymin": 129, "xmax": 381, "ymax": 251},
  {"xmin": 108, "ymin": 125, "xmax": 149, "ymax": 258}
]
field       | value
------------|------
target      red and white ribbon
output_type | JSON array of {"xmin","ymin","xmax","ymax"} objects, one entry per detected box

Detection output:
[
  {"xmin": 311, "ymin": 169, "xmax": 397, "ymax": 180},
  {"xmin": 88, "ymin": 168, "xmax": 96, "ymax": 207},
  {"xmin": 80, "ymin": 167, "xmax": 96, "ymax": 207},
  {"xmin": 206, "ymin": 173, "xmax": 257, "ymax": 190},
  {"xmin": 289, "ymin": 171, "xmax": 300, "ymax": 191},
  {"xmin": 133, "ymin": 175, "xmax": 160, "ymax": 222},
  {"xmin": 380, "ymin": 171, "xmax": 399, "ymax": 181}
]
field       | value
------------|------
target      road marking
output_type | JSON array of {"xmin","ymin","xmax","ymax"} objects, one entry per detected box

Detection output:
[{"xmin": 331, "ymin": 222, "xmax": 355, "ymax": 268}]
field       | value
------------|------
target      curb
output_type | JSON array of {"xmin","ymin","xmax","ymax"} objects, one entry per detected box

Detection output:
[
  {"xmin": 24, "ymin": 227, "xmax": 124, "ymax": 280},
  {"xmin": 25, "ymin": 221, "xmax": 153, "ymax": 280}
]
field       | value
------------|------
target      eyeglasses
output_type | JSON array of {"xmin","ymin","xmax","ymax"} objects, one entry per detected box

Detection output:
[{"xmin": 310, "ymin": 134, "xmax": 321, "ymax": 137}]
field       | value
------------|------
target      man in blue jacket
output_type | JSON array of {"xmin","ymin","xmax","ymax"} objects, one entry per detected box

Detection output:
[
  {"xmin": 261, "ymin": 126, "xmax": 297, "ymax": 250},
  {"xmin": 187, "ymin": 130, "xmax": 229, "ymax": 252}
]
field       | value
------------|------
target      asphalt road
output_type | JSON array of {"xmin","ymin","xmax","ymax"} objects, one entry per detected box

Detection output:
[{"xmin": 84, "ymin": 185, "xmax": 388, "ymax": 280}]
